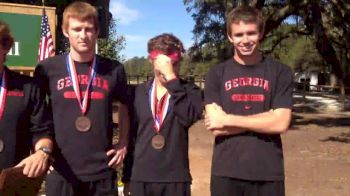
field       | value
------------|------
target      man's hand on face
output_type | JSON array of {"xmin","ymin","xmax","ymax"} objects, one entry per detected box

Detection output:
[{"xmin": 153, "ymin": 54, "xmax": 177, "ymax": 83}]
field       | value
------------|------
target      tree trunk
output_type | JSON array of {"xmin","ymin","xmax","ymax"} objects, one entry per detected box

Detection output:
[{"xmin": 312, "ymin": 3, "xmax": 346, "ymax": 104}]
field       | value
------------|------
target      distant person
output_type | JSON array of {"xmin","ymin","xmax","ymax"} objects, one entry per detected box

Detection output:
[
  {"xmin": 122, "ymin": 33, "xmax": 203, "ymax": 196},
  {"xmin": 204, "ymin": 6, "xmax": 293, "ymax": 196},
  {"xmin": 34, "ymin": 2, "xmax": 129, "ymax": 195},
  {"xmin": 0, "ymin": 20, "xmax": 53, "ymax": 177}
]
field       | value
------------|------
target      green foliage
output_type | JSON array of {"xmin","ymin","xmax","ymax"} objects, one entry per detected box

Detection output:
[
  {"xmin": 97, "ymin": 18, "xmax": 125, "ymax": 62},
  {"xmin": 184, "ymin": 0, "xmax": 230, "ymax": 60},
  {"xmin": 183, "ymin": 0, "xmax": 350, "ymax": 79},
  {"xmin": 179, "ymin": 54, "xmax": 215, "ymax": 78},
  {"xmin": 261, "ymin": 24, "xmax": 325, "ymax": 71},
  {"xmin": 272, "ymin": 36, "xmax": 325, "ymax": 71},
  {"xmin": 179, "ymin": 55, "xmax": 193, "ymax": 76},
  {"xmin": 193, "ymin": 59, "xmax": 219, "ymax": 76},
  {"xmin": 123, "ymin": 54, "xmax": 216, "ymax": 79},
  {"xmin": 124, "ymin": 57, "xmax": 152, "ymax": 77}
]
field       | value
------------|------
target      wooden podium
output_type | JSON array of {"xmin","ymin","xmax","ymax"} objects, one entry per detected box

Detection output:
[{"xmin": 0, "ymin": 167, "xmax": 44, "ymax": 195}]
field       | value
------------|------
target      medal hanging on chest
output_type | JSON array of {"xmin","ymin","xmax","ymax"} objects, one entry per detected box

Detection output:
[
  {"xmin": 149, "ymin": 80, "xmax": 170, "ymax": 149},
  {"xmin": 0, "ymin": 70, "xmax": 7, "ymax": 152},
  {"xmin": 66, "ymin": 54, "xmax": 96, "ymax": 132}
]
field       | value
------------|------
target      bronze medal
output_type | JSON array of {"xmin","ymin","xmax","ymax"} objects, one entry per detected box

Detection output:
[
  {"xmin": 151, "ymin": 134, "xmax": 165, "ymax": 149},
  {"xmin": 75, "ymin": 116, "xmax": 91, "ymax": 132},
  {"xmin": 67, "ymin": 55, "xmax": 96, "ymax": 133},
  {"xmin": 0, "ymin": 139, "xmax": 4, "ymax": 153}
]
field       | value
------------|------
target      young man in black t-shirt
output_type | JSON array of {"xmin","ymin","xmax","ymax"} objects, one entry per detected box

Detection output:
[
  {"xmin": 122, "ymin": 33, "xmax": 203, "ymax": 196},
  {"xmin": 204, "ymin": 6, "xmax": 293, "ymax": 196},
  {"xmin": 0, "ymin": 20, "xmax": 53, "ymax": 178},
  {"xmin": 34, "ymin": 2, "xmax": 129, "ymax": 195}
]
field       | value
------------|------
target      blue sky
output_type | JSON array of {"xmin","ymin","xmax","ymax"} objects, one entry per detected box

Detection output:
[{"xmin": 109, "ymin": 0, "xmax": 195, "ymax": 60}]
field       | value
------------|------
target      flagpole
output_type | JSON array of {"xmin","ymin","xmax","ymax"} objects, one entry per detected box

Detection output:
[{"xmin": 38, "ymin": 0, "xmax": 55, "ymax": 62}]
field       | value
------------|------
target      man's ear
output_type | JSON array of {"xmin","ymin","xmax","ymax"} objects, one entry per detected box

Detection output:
[
  {"xmin": 259, "ymin": 30, "xmax": 265, "ymax": 41},
  {"xmin": 95, "ymin": 28, "xmax": 100, "ymax": 37},
  {"xmin": 227, "ymin": 33, "xmax": 234, "ymax": 43},
  {"xmin": 62, "ymin": 26, "xmax": 69, "ymax": 38}
]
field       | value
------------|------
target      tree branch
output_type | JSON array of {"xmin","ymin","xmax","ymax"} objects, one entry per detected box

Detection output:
[{"xmin": 262, "ymin": 27, "xmax": 312, "ymax": 53}]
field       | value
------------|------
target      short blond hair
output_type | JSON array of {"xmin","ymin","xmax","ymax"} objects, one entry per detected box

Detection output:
[
  {"xmin": 62, "ymin": 1, "xmax": 99, "ymax": 32},
  {"xmin": 0, "ymin": 20, "xmax": 14, "ymax": 51}
]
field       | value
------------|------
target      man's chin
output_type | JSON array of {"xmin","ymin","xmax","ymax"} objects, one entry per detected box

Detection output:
[
  {"xmin": 77, "ymin": 48, "xmax": 93, "ymax": 53},
  {"xmin": 237, "ymin": 50, "xmax": 254, "ymax": 56}
]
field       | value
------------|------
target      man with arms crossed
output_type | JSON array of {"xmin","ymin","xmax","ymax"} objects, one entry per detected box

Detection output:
[
  {"xmin": 204, "ymin": 6, "xmax": 293, "ymax": 196},
  {"xmin": 34, "ymin": 2, "xmax": 129, "ymax": 195}
]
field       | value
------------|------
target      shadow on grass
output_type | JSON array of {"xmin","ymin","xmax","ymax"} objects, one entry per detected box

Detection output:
[
  {"xmin": 320, "ymin": 132, "xmax": 350, "ymax": 144},
  {"xmin": 291, "ymin": 113, "xmax": 350, "ymax": 128},
  {"xmin": 290, "ymin": 93, "xmax": 350, "ymax": 130}
]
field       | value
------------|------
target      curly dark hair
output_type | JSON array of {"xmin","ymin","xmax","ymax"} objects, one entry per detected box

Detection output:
[{"xmin": 147, "ymin": 33, "xmax": 185, "ymax": 55}]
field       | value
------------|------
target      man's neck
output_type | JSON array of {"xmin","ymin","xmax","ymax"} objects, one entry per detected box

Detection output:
[
  {"xmin": 154, "ymin": 78, "xmax": 168, "ymax": 98},
  {"xmin": 233, "ymin": 51, "xmax": 262, "ymax": 65},
  {"xmin": 70, "ymin": 49, "xmax": 94, "ymax": 62}
]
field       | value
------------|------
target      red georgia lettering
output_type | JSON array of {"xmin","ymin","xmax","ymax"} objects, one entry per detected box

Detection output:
[
  {"xmin": 7, "ymin": 91, "xmax": 24, "ymax": 97},
  {"xmin": 231, "ymin": 94, "xmax": 265, "ymax": 102},
  {"xmin": 63, "ymin": 91, "xmax": 105, "ymax": 99}
]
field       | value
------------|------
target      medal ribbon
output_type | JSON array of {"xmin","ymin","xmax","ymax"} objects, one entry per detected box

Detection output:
[
  {"xmin": 0, "ymin": 70, "xmax": 7, "ymax": 121},
  {"xmin": 66, "ymin": 54, "xmax": 97, "ymax": 114},
  {"xmin": 149, "ymin": 80, "xmax": 171, "ymax": 132}
]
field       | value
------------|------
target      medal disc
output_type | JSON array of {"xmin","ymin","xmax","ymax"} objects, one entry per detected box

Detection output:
[
  {"xmin": 151, "ymin": 134, "xmax": 165, "ymax": 149},
  {"xmin": 75, "ymin": 116, "xmax": 91, "ymax": 132},
  {"xmin": 0, "ymin": 139, "xmax": 4, "ymax": 153}
]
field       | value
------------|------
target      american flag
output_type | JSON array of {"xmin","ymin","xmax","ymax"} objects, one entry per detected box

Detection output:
[{"xmin": 38, "ymin": 8, "xmax": 55, "ymax": 62}]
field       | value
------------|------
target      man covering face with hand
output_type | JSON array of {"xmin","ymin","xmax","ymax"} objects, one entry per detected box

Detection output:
[{"xmin": 122, "ymin": 33, "xmax": 203, "ymax": 196}]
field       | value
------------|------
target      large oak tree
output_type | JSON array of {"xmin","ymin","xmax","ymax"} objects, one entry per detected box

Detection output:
[{"xmin": 184, "ymin": 0, "xmax": 350, "ymax": 93}]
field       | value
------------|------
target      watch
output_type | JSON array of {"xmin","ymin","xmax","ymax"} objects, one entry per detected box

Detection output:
[{"xmin": 38, "ymin": 147, "xmax": 52, "ymax": 155}]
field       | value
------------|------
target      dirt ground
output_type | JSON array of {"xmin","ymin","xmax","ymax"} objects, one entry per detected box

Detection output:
[{"xmin": 189, "ymin": 110, "xmax": 350, "ymax": 196}]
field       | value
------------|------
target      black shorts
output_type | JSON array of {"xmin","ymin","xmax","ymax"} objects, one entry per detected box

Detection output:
[
  {"xmin": 45, "ymin": 171, "xmax": 117, "ymax": 196},
  {"xmin": 130, "ymin": 181, "xmax": 191, "ymax": 196},
  {"xmin": 210, "ymin": 175, "xmax": 285, "ymax": 196}
]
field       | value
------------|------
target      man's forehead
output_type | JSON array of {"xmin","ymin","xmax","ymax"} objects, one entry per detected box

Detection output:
[
  {"xmin": 231, "ymin": 21, "xmax": 259, "ymax": 26},
  {"xmin": 68, "ymin": 17, "xmax": 95, "ymax": 26},
  {"xmin": 230, "ymin": 21, "xmax": 259, "ymax": 31}
]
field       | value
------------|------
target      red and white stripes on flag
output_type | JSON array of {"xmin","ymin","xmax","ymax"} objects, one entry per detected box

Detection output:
[{"xmin": 38, "ymin": 8, "xmax": 55, "ymax": 62}]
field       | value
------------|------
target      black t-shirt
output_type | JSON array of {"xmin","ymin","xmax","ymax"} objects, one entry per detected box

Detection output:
[
  {"xmin": 0, "ymin": 67, "xmax": 52, "ymax": 170},
  {"xmin": 123, "ymin": 78, "xmax": 203, "ymax": 182},
  {"xmin": 34, "ymin": 54, "xmax": 128, "ymax": 181},
  {"xmin": 204, "ymin": 57, "xmax": 293, "ymax": 181}
]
